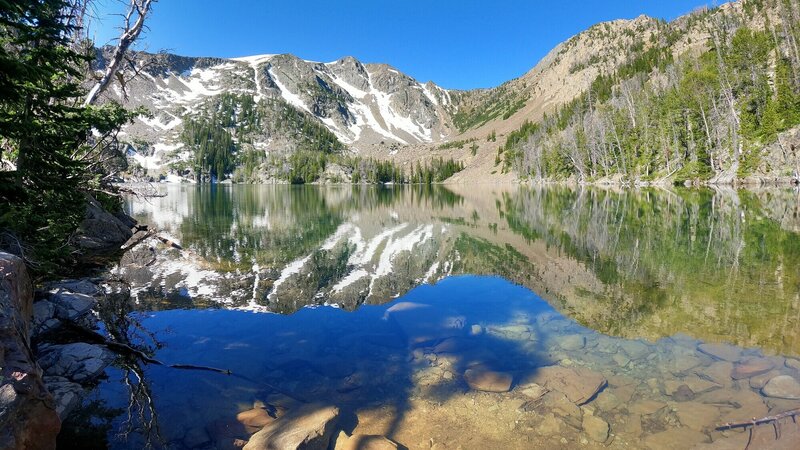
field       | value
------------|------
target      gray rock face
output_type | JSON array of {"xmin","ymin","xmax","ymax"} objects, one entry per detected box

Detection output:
[
  {"xmin": 48, "ymin": 292, "xmax": 96, "ymax": 322},
  {"xmin": 0, "ymin": 253, "xmax": 61, "ymax": 449},
  {"xmin": 38, "ymin": 343, "xmax": 114, "ymax": 383},
  {"xmin": 32, "ymin": 300, "xmax": 59, "ymax": 335},
  {"xmin": 42, "ymin": 376, "xmax": 83, "ymax": 419},
  {"xmin": 71, "ymin": 197, "xmax": 133, "ymax": 257},
  {"xmin": 100, "ymin": 49, "xmax": 456, "ymax": 177},
  {"xmin": 43, "ymin": 279, "xmax": 101, "ymax": 297}
]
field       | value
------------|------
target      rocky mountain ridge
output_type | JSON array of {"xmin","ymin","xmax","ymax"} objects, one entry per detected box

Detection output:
[
  {"xmin": 100, "ymin": 49, "xmax": 455, "ymax": 176},
  {"xmin": 105, "ymin": 0, "xmax": 798, "ymax": 184}
]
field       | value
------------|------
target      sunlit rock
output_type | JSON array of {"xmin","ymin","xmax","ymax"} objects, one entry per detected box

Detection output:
[
  {"xmin": 582, "ymin": 414, "xmax": 609, "ymax": 442},
  {"xmin": 236, "ymin": 407, "xmax": 276, "ymax": 432},
  {"xmin": 674, "ymin": 402, "xmax": 720, "ymax": 432},
  {"xmin": 243, "ymin": 403, "xmax": 339, "ymax": 450},
  {"xmin": 628, "ymin": 400, "xmax": 666, "ymax": 416},
  {"xmin": 336, "ymin": 433, "xmax": 399, "ymax": 450}
]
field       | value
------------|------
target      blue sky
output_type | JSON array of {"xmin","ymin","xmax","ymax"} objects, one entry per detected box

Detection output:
[{"xmin": 91, "ymin": 0, "xmax": 714, "ymax": 90}]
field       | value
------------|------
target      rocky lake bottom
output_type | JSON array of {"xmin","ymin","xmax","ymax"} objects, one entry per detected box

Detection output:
[{"xmin": 56, "ymin": 276, "xmax": 800, "ymax": 450}]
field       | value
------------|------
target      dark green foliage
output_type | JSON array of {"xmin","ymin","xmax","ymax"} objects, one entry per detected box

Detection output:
[
  {"xmin": 408, "ymin": 157, "xmax": 464, "ymax": 184},
  {"xmin": 180, "ymin": 93, "xmax": 345, "ymax": 182},
  {"xmin": 437, "ymin": 138, "xmax": 476, "ymax": 150},
  {"xmin": 452, "ymin": 86, "xmax": 530, "ymax": 132},
  {"xmin": 504, "ymin": 7, "xmax": 800, "ymax": 183},
  {"xmin": 287, "ymin": 151, "xmax": 328, "ymax": 184},
  {"xmin": 0, "ymin": 0, "xmax": 136, "ymax": 275},
  {"xmin": 182, "ymin": 118, "xmax": 236, "ymax": 181}
]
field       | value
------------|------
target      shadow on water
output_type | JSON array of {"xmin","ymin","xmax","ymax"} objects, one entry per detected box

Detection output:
[{"xmin": 64, "ymin": 276, "xmax": 562, "ymax": 449}]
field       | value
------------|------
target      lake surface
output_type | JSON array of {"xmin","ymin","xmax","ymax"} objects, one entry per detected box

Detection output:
[{"xmin": 65, "ymin": 184, "xmax": 800, "ymax": 449}]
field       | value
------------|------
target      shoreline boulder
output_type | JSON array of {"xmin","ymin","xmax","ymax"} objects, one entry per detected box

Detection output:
[{"xmin": 0, "ymin": 253, "xmax": 61, "ymax": 449}]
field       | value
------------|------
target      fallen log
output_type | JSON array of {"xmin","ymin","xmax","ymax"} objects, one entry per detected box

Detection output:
[
  {"xmin": 63, "ymin": 323, "xmax": 231, "ymax": 375},
  {"xmin": 717, "ymin": 408, "xmax": 800, "ymax": 431},
  {"xmin": 716, "ymin": 408, "xmax": 800, "ymax": 450}
]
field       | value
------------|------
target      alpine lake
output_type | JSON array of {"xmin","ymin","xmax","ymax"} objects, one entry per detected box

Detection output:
[{"xmin": 62, "ymin": 184, "xmax": 800, "ymax": 449}]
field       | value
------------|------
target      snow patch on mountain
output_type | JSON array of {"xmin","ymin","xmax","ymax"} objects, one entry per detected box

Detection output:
[{"xmin": 266, "ymin": 67, "xmax": 311, "ymax": 113}]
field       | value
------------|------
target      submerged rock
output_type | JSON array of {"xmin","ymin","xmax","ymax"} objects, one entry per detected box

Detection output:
[
  {"xmin": 243, "ymin": 403, "xmax": 339, "ymax": 450},
  {"xmin": 582, "ymin": 414, "xmax": 609, "ymax": 442},
  {"xmin": 643, "ymin": 428, "xmax": 708, "ymax": 449},
  {"xmin": 536, "ymin": 413, "xmax": 563, "ymax": 436},
  {"xmin": 700, "ymin": 361, "xmax": 735, "ymax": 388},
  {"xmin": 523, "ymin": 391, "xmax": 582, "ymax": 428},
  {"xmin": 673, "ymin": 401, "xmax": 720, "ymax": 432},
  {"xmin": 785, "ymin": 358, "xmax": 800, "ymax": 372},
  {"xmin": 731, "ymin": 358, "xmax": 775, "ymax": 380},
  {"xmin": 520, "ymin": 366, "xmax": 607, "ymax": 405},
  {"xmin": 593, "ymin": 391, "xmax": 621, "ymax": 411},
  {"xmin": 519, "ymin": 383, "xmax": 548, "ymax": 401},
  {"xmin": 619, "ymin": 340, "xmax": 649, "ymax": 360},
  {"xmin": 384, "ymin": 302, "xmax": 465, "ymax": 346},
  {"xmin": 629, "ymin": 400, "xmax": 666, "ymax": 416},
  {"xmin": 559, "ymin": 334, "xmax": 586, "ymax": 351},
  {"xmin": 761, "ymin": 375, "xmax": 800, "ymax": 399},
  {"xmin": 698, "ymin": 343, "xmax": 741, "ymax": 362},
  {"xmin": 464, "ymin": 368, "xmax": 513, "ymax": 393}
]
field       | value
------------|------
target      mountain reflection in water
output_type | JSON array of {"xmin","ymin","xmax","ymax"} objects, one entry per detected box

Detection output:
[
  {"xmin": 58, "ymin": 184, "xmax": 800, "ymax": 449},
  {"xmin": 124, "ymin": 184, "xmax": 800, "ymax": 356}
]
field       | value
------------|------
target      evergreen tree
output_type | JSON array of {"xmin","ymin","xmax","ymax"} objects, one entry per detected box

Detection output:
[{"xmin": 0, "ymin": 0, "xmax": 137, "ymax": 272}]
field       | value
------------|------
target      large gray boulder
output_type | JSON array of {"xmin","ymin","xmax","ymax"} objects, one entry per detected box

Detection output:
[
  {"xmin": 0, "ymin": 253, "xmax": 61, "ymax": 449},
  {"xmin": 38, "ymin": 342, "xmax": 114, "ymax": 383},
  {"xmin": 71, "ymin": 196, "xmax": 133, "ymax": 256}
]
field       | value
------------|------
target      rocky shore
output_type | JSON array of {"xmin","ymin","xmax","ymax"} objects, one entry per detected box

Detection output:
[{"xmin": 0, "ymin": 196, "xmax": 137, "ymax": 449}]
